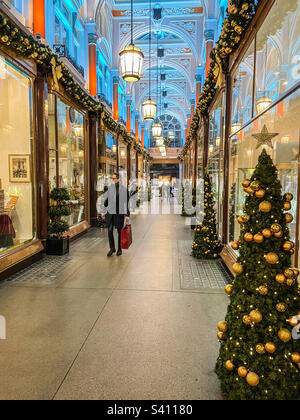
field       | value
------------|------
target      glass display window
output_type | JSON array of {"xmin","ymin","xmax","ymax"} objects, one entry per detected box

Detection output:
[
  {"xmin": 228, "ymin": 87, "xmax": 300, "ymax": 262},
  {"xmin": 48, "ymin": 94, "xmax": 86, "ymax": 228},
  {"xmin": 130, "ymin": 147, "xmax": 136, "ymax": 181},
  {"xmin": 0, "ymin": 55, "xmax": 35, "ymax": 255},
  {"xmin": 118, "ymin": 139, "xmax": 128, "ymax": 184}
]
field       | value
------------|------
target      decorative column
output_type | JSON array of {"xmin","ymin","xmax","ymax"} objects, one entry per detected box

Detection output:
[
  {"xmin": 195, "ymin": 74, "xmax": 202, "ymax": 105},
  {"xmin": 141, "ymin": 123, "xmax": 145, "ymax": 148},
  {"xmin": 126, "ymin": 100, "xmax": 132, "ymax": 134},
  {"xmin": 88, "ymin": 33, "xmax": 97, "ymax": 97},
  {"xmin": 33, "ymin": 0, "xmax": 46, "ymax": 38},
  {"xmin": 113, "ymin": 76, "xmax": 119, "ymax": 121},
  {"xmin": 135, "ymin": 112, "xmax": 139, "ymax": 143},
  {"xmin": 204, "ymin": 30, "xmax": 215, "ymax": 78}
]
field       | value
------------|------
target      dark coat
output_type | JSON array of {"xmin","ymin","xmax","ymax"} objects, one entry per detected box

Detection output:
[{"xmin": 104, "ymin": 183, "xmax": 130, "ymax": 230}]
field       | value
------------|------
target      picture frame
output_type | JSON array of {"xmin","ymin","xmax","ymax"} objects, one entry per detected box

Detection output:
[{"xmin": 9, "ymin": 155, "xmax": 31, "ymax": 183}]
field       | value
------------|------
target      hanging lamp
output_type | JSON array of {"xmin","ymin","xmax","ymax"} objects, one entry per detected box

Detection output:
[
  {"xmin": 256, "ymin": 39, "xmax": 271, "ymax": 113},
  {"xmin": 142, "ymin": 0, "xmax": 157, "ymax": 121},
  {"xmin": 119, "ymin": 0, "xmax": 144, "ymax": 82},
  {"xmin": 152, "ymin": 35, "xmax": 162, "ymax": 137}
]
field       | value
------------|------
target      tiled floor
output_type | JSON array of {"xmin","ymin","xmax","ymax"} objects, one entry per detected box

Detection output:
[{"xmin": 0, "ymin": 213, "xmax": 230, "ymax": 400}]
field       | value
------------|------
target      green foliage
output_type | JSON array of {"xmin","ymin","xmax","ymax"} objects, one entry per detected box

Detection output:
[
  {"xmin": 215, "ymin": 150, "xmax": 300, "ymax": 400},
  {"xmin": 192, "ymin": 173, "xmax": 222, "ymax": 259},
  {"xmin": 48, "ymin": 188, "xmax": 70, "ymax": 237}
]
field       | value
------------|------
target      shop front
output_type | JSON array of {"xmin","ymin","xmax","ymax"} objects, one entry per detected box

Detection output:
[
  {"xmin": 48, "ymin": 92, "xmax": 89, "ymax": 237},
  {"xmin": 118, "ymin": 136, "xmax": 128, "ymax": 185},
  {"xmin": 0, "ymin": 48, "xmax": 44, "ymax": 277}
]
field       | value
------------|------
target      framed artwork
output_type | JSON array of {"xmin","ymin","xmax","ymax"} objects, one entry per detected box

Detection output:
[{"xmin": 9, "ymin": 155, "xmax": 31, "ymax": 183}]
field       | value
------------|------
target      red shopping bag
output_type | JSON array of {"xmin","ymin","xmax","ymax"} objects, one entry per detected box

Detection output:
[{"xmin": 121, "ymin": 224, "xmax": 132, "ymax": 249}]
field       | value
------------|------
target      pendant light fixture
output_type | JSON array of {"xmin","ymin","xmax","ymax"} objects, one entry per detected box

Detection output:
[
  {"xmin": 256, "ymin": 38, "xmax": 271, "ymax": 114},
  {"xmin": 152, "ymin": 35, "xmax": 162, "ymax": 138},
  {"xmin": 119, "ymin": 0, "xmax": 144, "ymax": 82},
  {"xmin": 142, "ymin": 0, "xmax": 157, "ymax": 121}
]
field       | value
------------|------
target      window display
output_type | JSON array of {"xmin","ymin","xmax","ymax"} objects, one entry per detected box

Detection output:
[
  {"xmin": 0, "ymin": 55, "xmax": 35, "ymax": 254},
  {"xmin": 48, "ymin": 94, "xmax": 85, "ymax": 227},
  {"xmin": 118, "ymin": 139, "xmax": 128, "ymax": 184}
]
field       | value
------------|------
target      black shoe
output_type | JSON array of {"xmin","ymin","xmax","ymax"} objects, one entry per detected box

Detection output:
[
  {"xmin": 117, "ymin": 250, "xmax": 122, "ymax": 256},
  {"xmin": 107, "ymin": 249, "xmax": 116, "ymax": 257}
]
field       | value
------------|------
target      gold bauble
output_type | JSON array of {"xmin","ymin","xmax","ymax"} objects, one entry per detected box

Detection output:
[
  {"xmin": 225, "ymin": 360, "xmax": 235, "ymax": 371},
  {"xmin": 232, "ymin": 263, "xmax": 243, "ymax": 275},
  {"xmin": 242, "ymin": 179, "xmax": 251, "ymax": 188},
  {"xmin": 237, "ymin": 216, "xmax": 245, "ymax": 225},
  {"xmin": 242, "ymin": 315, "xmax": 251, "ymax": 325},
  {"xmin": 275, "ymin": 274, "xmax": 286, "ymax": 284},
  {"xmin": 265, "ymin": 342, "xmax": 276, "ymax": 353},
  {"xmin": 225, "ymin": 285, "xmax": 233, "ymax": 296},
  {"xmin": 234, "ymin": 25, "xmax": 243, "ymax": 35},
  {"xmin": 244, "ymin": 233, "xmax": 253, "ymax": 242},
  {"xmin": 271, "ymin": 223, "xmax": 281, "ymax": 233},
  {"xmin": 218, "ymin": 321, "xmax": 228, "ymax": 333},
  {"xmin": 283, "ymin": 241, "xmax": 293, "ymax": 251},
  {"xmin": 231, "ymin": 242, "xmax": 239, "ymax": 251},
  {"xmin": 278, "ymin": 328, "xmax": 292, "ymax": 343},
  {"xmin": 262, "ymin": 229, "xmax": 272, "ymax": 238},
  {"xmin": 246, "ymin": 372, "xmax": 259, "ymax": 387},
  {"xmin": 285, "ymin": 213, "xmax": 293, "ymax": 224},
  {"xmin": 284, "ymin": 268, "xmax": 294, "ymax": 278},
  {"xmin": 276, "ymin": 303, "xmax": 287, "ymax": 313},
  {"xmin": 244, "ymin": 187, "xmax": 254, "ymax": 195},
  {"xmin": 250, "ymin": 181, "xmax": 260, "ymax": 191},
  {"xmin": 217, "ymin": 332, "xmax": 224, "ymax": 340},
  {"xmin": 250, "ymin": 310, "xmax": 263, "ymax": 324},
  {"xmin": 265, "ymin": 252, "xmax": 279, "ymax": 265},
  {"xmin": 229, "ymin": 6, "xmax": 238, "ymax": 14},
  {"xmin": 258, "ymin": 285, "xmax": 268, "ymax": 296},
  {"xmin": 238, "ymin": 366, "xmax": 248, "ymax": 378},
  {"xmin": 259, "ymin": 201, "xmax": 272, "ymax": 213},
  {"xmin": 256, "ymin": 343, "xmax": 266, "ymax": 354},
  {"xmin": 293, "ymin": 268, "xmax": 300, "ymax": 276},
  {"xmin": 255, "ymin": 189, "xmax": 266, "ymax": 199},
  {"xmin": 283, "ymin": 202, "xmax": 291, "ymax": 211},
  {"xmin": 242, "ymin": 214, "xmax": 250, "ymax": 223},
  {"xmin": 274, "ymin": 230, "xmax": 283, "ymax": 238},
  {"xmin": 291, "ymin": 353, "xmax": 300, "ymax": 364},
  {"xmin": 284, "ymin": 193, "xmax": 293, "ymax": 202},
  {"xmin": 288, "ymin": 316, "xmax": 299, "ymax": 327},
  {"xmin": 254, "ymin": 233, "xmax": 264, "ymax": 244},
  {"xmin": 286, "ymin": 278, "xmax": 295, "ymax": 286}
]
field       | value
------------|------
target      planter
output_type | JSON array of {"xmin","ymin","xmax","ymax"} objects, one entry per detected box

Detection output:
[{"xmin": 46, "ymin": 236, "xmax": 70, "ymax": 256}]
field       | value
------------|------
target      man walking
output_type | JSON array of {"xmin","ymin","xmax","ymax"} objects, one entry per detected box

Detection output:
[{"xmin": 101, "ymin": 173, "xmax": 130, "ymax": 256}]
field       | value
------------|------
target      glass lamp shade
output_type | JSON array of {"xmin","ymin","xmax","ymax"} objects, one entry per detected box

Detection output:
[
  {"xmin": 209, "ymin": 145, "xmax": 213, "ymax": 154},
  {"xmin": 159, "ymin": 146, "xmax": 166, "ymax": 153},
  {"xmin": 142, "ymin": 99, "xmax": 157, "ymax": 121},
  {"xmin": 112, "ymin": 144, "xmax": 117, "ymax": 153},
  {"xmin": 156, "ymin": 137, "xmax": 165, "ymax": 147},
  {"xmin": 256, "ymin": 96, "xmax": 272, "ymax": 114},
  {"xmin": 168, "ymin": 131, "xmax": 175, "ymax": 139},
  {"xmin": 73, "ymin": 124, "xmax": 83, "ymax": 137},
  {"xmin": 161, "ymin": 151, "xmax": 167, "ymax": 157},
  {"xmin": 231, "ymin": 121, "xmax": 242, "ymax": 134},
  {"xmin": 120, "ymin": 149, "xmax": 126, "ymax": 158},
  {"xmin": 152, "ymin": 122, "xmax": 162, "ymax": 138},
  {"xmin": 119, "ymin": 44, "xmax": 144, "ymax": 82},
  {"xmin": 216, "ymin": 136, "xmax": 221, "ymax": 147}
]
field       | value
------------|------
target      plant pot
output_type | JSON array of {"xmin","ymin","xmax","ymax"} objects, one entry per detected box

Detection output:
[{"xmin": 46, "ymin": 236, "xmax": 70, "ymax": 256}]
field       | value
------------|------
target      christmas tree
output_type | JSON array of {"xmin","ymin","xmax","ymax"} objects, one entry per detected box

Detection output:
[
  {"xmin": 216, "ymin": 149, "xmax": 300, "ymax": 400},
  {"xmin": 192, "ymin": 172, "xmax": 222, "ymax": 259}
]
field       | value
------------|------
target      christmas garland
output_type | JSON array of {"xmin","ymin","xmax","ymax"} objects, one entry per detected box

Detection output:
[{"xmin": 179, "ymin": 0, "xmax": 260, "ymax": 161}]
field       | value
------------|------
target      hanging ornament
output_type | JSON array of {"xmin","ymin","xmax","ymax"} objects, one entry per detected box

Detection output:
[
  {"xmin": 285, "ymin": 213, "xmax": 293, "ymax": 224},
  {"xmin": 244, "ymin": 187, "xmax": 254, "ymax": 195},
  {"xmin": 217, "ymin": 332, "xmax": 224, "ymax": 340},
  {"xmin": 232, "ymin": 263, "xmax": 244, "ymax": 275},
  {"xmin": 291, "ymin": 353, "xmax": 300, "ymax": 364},
  {"xmin": 278, "ymin": 328, "xmax": 292, "ymax": 343},
  {"xmin": 250, "ymin": 310, "xmax": 262, "ymax": 324},
  {"xmin": 283, "ymin": 241, "xmax": 294, "ymax": 251},
  {"xmin": 238, "ymin": 367, "xmax": 248, "ymax": 378},
  {"xmin": 276, "ymin": 303, "xmax": 287, "ymax": 313},
  {"xmin": 283, "ymin": 202, "xmax": 291, "ymax": 211},
  {"xmin": 256, "ymin": 344, "xmax": 266, "ymax": 354},
  {"xmin": 231, "ymin": 242, "xmax": 239, "ymax": 250},
  {"xmin": 265, "ymin": 342, "xmax": 276, "ymax": 353},
  {"xmin": 259, "ymin": 201, "xmax": 272, "ymax": 213},
  {"xmin": 275, "ymin": 274, "xmax": 286, "ymax": 284},
  {"xmin": 254, "ymin": 233, "xmax": 264, "ymax": 243},
  {"xmin": 218, "ymin": 321, "xmax": 228, "ymax": 333},
  {"xmin": 244, "ymin": 233, "xmax": 253, "ymax": 242},
  {"xmin": 242, "ymin": 315, "xmax": 251, "ymax": 325},
  {"xmin": 258, "ymin": 285, "xmax": 268, "ymax": 295},
  {"xmin": 284, "ymin": 268, "xmax": 294, "ymax": 278},
  {"xmin": 252, "ymin": 125, "xmax": 279, "ymax": 149},
  {"xmin": 288, "ymin": 317, "xmax": 299, "ymax": 327},
  {"xmin": 246, "ymin": 372, "xmax": 259, "ymax": 387},
  {"xmin": 286, "ymin": 278, "xmax": 295, "ymax": 286},
  {"xmin": 255, "ymin": 189, "xmax": 266, "ymax": 199},
  {"xmin": 283, "ymin": 193, "xmax": 294, "ymax": 202},
  {"xmin": 250, "ymin": 181, "xmax": 260, "ymax": 191},
  {"xmin": 242, "ymin": 179, "xmax": 251, "ymax": 188},
  {"xmin": 265, "ymin": 252, "xmax": 279, "ymax": 265},
  {"xmin": 225, "ymin": 360, "xmax": 235, "ymax": 371},
  {"xmin": 262, "ymin": 228, "xmax": 272, "ymax": 238},
  {"xmin": 271, "ymin": 223, "xmax": 281, "ymax": 233},
  {"xmin": 274, "ymin": 230, "xmax": 283, "ymax": 238},
  {"xmin": 225, "ymin": 285, "xmax": 233, "ymax": 296}
]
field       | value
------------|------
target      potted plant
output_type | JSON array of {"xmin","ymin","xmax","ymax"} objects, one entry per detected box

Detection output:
[{"xmin": 46, "ymin": 188, "xmax": 71, "ymax": 255}]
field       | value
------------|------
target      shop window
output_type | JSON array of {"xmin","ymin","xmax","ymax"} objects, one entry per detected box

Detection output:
[
  {"xmin": 228, "ymin": 87, "xmax": 300, "ymax": 259},
  {"xmin": 0, "ymin": 56, "xmax": 35, "ymax": 255},
  {"xmin": 255, "ymin": 0, "xmax": 300, "ymax": 113},
  {"xmin": 232, "ymin": 40, "xmax": 255, "ymax": 131},
  {"xmin": 48, "ymin": 95, "xmax": 85, "ymax": 228},
  {"xmin": 119, "ymin": 140, "xmax": 128, "ymax": 184}
]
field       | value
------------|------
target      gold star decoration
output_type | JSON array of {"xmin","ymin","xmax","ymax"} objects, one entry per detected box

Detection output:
[{"xmin": 252, "ymin": 125, "xmax": 279, "ymax": 149}]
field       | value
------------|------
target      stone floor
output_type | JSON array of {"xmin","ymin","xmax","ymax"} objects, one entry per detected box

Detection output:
[{"xmin": 0, "ymin": 213, "xmax": 230, "ymax": 400}]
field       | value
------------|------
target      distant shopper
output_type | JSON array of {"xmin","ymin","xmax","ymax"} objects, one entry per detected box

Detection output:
[{"xmin": 101, "ymin": 173, "xmax": 130, "ymax": 256}]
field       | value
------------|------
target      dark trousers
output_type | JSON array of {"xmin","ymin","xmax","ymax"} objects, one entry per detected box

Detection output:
[{"xmin": 108, "ymin": 222, "xmax": 122, "ymax": 251}]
